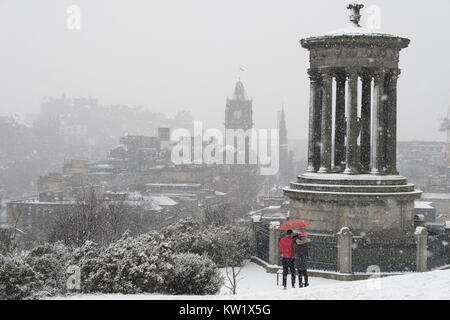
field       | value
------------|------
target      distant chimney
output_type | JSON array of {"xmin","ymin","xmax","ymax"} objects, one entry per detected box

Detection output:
[{"xmin": 158, "ymin": 126, "xmax": 170, "ymax": 141}]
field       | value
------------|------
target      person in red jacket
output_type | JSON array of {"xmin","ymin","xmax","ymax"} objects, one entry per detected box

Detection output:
[{"xmin": 279, "ymin": 229, "xmax": 296, "ymax": 289}]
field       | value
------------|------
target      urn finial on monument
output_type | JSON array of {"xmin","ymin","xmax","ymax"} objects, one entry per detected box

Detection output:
[{"xmin": 347, "ymin": 3, "xmax": 364, "ymax": 27}]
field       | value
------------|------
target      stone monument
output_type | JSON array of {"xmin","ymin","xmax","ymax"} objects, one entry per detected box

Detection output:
[{"xmin": 284, "ymin": 4, "xmax": 422, "ymax": 233}]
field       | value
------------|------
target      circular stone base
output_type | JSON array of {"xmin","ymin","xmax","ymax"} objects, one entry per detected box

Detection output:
[
  {"xmin": 283, "ymin": 172, "xmax": 422, "ymax": 233},
  {"xmin": 283, "ymin": 172, "xmax": 422, "ymax": 201}
]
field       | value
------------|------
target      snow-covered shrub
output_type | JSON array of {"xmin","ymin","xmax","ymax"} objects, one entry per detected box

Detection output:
[
  {"xmin": 162, "ymin": 218, "xmax": 254, "ymax": 267},
  {"xmin": 70, "ymin": 230, "xmax": 223, "ymax": 295},
  {"xmin": 72, "ymin": 232, "xmax": 175, "ymax": 294},
  {"xmin": 203, "ymin": 225, "xmax": 254, "ymax": 267},
  {"xmin": 0, "ymin": 255, "xmax": 42, "ymax": 300},
  {"xmin": 165, "ymin": 253, "xmax": 223, "ymax": 295},
  {"xmin": 25, "ymin": 242, "xmax": 73, "ymax": 297},
  {"xmin": 0, "ymin": 217, "xmax": 249, "ymax": 298},
  {"xmin": 69, "ymin": 240, "xmax": 107, "ymax": 293},
  {"xmin": 162, "ymin": 218, "xmax": 207, "ymax": 254},
  {"xmin": 0, "ymin": 242, "xmax": 75, "ymax": 299}
]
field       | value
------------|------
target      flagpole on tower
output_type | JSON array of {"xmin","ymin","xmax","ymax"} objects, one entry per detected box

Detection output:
[{"xmin": 239, "ymin": 67, "xmax": 245, "ymax": 81}]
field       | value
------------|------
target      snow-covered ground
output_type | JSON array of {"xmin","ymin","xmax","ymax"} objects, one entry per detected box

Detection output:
[
  {"xmin": 218, "ymin": 261, "xmax": 339, "ymax": 295},
  {"xmin": 54, "ymin": 261, "xmax": 450, "ymax": 300}
]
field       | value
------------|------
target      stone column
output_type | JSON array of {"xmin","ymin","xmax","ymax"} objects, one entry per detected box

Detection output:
[
  {"xmin": 385, "ymin": 69, "xmax": 400, "ymax": 175},
  {"xmin": 371, "ymin": 69, "xmax": 386, "ymax": 175},
  {"xmin": 318, "ymin": 71, "xmax": 333, "ymax": 173},
  {"xmin": 269, "ymin": 222, "xmax": 281, "ymax": 265},
  {"xmin": 344, "ymin": 69, "xmax": 359, "ymax": 174},
  {"xmin": 415, "ymin": 226, "xmax": 428, "ymax": 272},
  {"xmin": 306, "ymin": 70, "xmax": 320, "ymax": 172},
  {"xmin": 337, "ymin": 227, "xmax": 353, "ymax": 273},
  {"xmin": 313, "ymin": 81, "xmax": 323, "ymax": 171},
  {"xmin": 360, "ymin": 73, "xmax": 372, "ymax": 172},
  {"xmin": 334, "ymin": 72, "xmax": 346, "ymax": 170}
]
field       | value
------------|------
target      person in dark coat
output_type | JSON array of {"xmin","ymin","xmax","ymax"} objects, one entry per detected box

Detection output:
[{"xmin": 294, "ymin": 231, "xmax": 311, "ymax": 287}]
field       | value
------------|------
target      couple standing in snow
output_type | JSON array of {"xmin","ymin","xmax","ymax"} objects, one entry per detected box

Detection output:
[{"xmin": 279, "ymin": 229, "xmax": 311, "ymax": 290}]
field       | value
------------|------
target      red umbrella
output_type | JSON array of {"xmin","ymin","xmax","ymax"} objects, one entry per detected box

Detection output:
[{"xmin": 279, "ymin": 219, "xmax": 311, "ymax": 230}]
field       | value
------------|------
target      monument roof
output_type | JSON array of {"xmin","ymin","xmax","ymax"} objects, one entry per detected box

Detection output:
[
  {"xmin": 324, "ymin": 26, "xmax": 396, "ymax": 37},
  {"xmin": 301, "ymin": 4, "xmax": 410, "ymax": 49}
]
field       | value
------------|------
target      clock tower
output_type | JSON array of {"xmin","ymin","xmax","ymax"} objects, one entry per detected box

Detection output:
[
  {"xmin": 224, "ymin": 80, "xmax": 254, "ymax": 164},
  {"xmin": 225, "ymin": 80, "xmax": 253, "ymax": 130}
]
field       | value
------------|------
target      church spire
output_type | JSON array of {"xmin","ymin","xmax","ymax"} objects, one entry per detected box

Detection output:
[
  {"xmin": 278, "ymin": 105, "xmax": 288, "ymax": 146},
  {"xmin": 277, "ymin": 105, "xmax": 292, "ymax": 187}
]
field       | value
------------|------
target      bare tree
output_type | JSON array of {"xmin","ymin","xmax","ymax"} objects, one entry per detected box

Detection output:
[
  {"xmin": 0, "ymin": 205, "xmax": 24, "ymax": 253},
  {"xmin": 0, "ymin": 228, "xmax": 13, "ymax": 255},
  {"xmin": 103, "ymin": 201, "xmax": 130, "ymax": 243},
  {"xmin": 49, "ymin": 188, "xmax": 106, "ymax": 246},
  {"xmin": 220, "ymin": 225, "xmax": 254, "ymax": 295},
  {"xmin": 48, "ymin": 188, "xmax": 162, "ymax": 246},
  {"xmin": 223, "ymin": 265, "xmax": 243, "ymax": 295},
  {"xmin": 203, "ymin": 203, "xmax": 234, "ymax": 226}
]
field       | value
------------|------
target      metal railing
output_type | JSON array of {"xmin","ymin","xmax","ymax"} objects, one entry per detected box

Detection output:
[
  {"xmin": 352, "ymin": 237, "xmax": 416, "ymax": 273},
  {"xmin": 427, "ymin": 232, "xmax": 449, "ymax": 270},
  {"xmin": 308, "ymin": 233, "xmax": 338, "ymax": 272}
]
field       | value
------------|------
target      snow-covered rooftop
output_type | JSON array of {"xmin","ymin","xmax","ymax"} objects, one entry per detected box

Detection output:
[
  {"xmin": 422, "ymin": 193, "xmax": 450, "ymax": 200},
  {"xmin": 414, "ymin": 201, "xmax": 434, "ymax": 210},
  {"xmin": 150, "ymin": 196, "xmax": 177, "ymax": 206},
  {"xmin": 123, "ymin": 200, "xmax": 162, "ymax": 211}
]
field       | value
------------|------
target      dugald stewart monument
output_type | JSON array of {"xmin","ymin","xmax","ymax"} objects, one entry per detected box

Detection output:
[{"xmin": 284, "ymin": 4, "xmax": 422, "ymax": 234}]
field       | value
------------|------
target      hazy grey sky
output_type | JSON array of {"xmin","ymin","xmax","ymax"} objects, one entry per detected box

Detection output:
[{"xmin": 0, "ymin": 0, "xmax": 449, "ymax": 141}]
